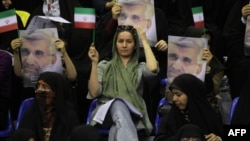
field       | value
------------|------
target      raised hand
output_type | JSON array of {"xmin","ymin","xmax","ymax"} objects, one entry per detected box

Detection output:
[
  {"xmin": 11, "ymin": 38, "xmax": 23, "ymax": 52},
  {"xmin": 88, "ymin": 43, "xmax": 99, "ymax": 64}
]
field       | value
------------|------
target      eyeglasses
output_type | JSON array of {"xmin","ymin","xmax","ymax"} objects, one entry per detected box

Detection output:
[{"xmin": 21, "ymin": 48, "xmax": 52, "ymax": 59}]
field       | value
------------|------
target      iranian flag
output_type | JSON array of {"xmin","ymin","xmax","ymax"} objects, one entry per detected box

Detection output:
[
  {"xmin": 74, "ymin": 7, "xmax": 95, "ymax": 29},
  {"xmin": 192, "ymin": 6, "xmax": 204, "ymax": 28},
  {"xmin": 0, "ymin": 9, "xmax": 18, "ymax": 33}
]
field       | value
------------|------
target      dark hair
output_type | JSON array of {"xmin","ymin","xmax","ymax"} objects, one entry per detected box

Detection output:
[
  {"xmin": 174, "ymin": 124, "xmax": 206, "ymax": 141},
  {"xmin": 116, "ymin": 25, "xmax": 137, "ymax": 43},
  {"xmin": 67, "ymin": 125, "xmax": 101, "ymax": 141},
  {"xmin": 184, "ymin": 26, "xmax": 212, "ymax": 46}
]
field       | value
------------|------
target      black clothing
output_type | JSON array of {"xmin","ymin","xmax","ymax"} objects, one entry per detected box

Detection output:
[
  {"xmin": 223, "ymin": 0, "xmax": 250, "ymax": 99},
  {"xmin": 19, "ymin": 72, "xmax": 80, "ymax": 141},
  {"xmin": 154, "ymin": 74, "xmax": 224, "ymax": 141}
]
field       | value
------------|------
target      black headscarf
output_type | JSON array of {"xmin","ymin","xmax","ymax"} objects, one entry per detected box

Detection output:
[
  {"xmin": 19, "ymin": 72, "xmax": 80, "ymax": 141},
  {"xmin": 154, "ymin": 74, "xmax": 223, "ymax": 141},
  {"xmin": 173, "ymin": 124, "xmax": 206, "ymax": 141},
  {"xmin": 67, "ymin": 125, "xmax": 101, "ymax": 141},
  {"xmin": 7, "ymin": 128, "xmax": 35, "ymax": 141}
]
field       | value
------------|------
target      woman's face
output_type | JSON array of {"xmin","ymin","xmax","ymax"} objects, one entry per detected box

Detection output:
[
  {"xmin": 172, "ymin": 88, "xmax": 188, "ymax": 110},
  {"xmin": 116, "ymin": 31, "xmax": 135, "ymax": 58},
  {"xmin": 35, "ymin": 80, "xmax": 55, "ymax": 107},
  {"xmin": 2, "ymin": 0, "xmax": 12, "ymax": 9}
]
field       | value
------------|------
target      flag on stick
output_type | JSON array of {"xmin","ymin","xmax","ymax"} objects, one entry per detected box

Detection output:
[
  {"xmin": 192, "ymin": 6, "xmax": 204, "ymax": 28},
  {"xmin": 74, "ymin": 7, "xmax": 95, "ymax": 29},
  {"xmin": 0, "ymin": 9, "xmax": 18, "ymax": 33}
]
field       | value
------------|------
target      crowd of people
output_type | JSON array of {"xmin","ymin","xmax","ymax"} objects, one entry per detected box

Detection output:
[{"xmin": 1, "ymin": 0, "xmax": 250, "ymax": 141}]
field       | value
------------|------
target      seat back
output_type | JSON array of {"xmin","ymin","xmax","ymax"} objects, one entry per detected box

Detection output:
[
  {"xmin": 228, "ymin": 97, "xmax": 239, "ymax": 124},
  {"xmin": 154, "ymin": 97, "xmax": 170, "ymax": 135},
  {"xmin": 15, "ymin": 97, "xmax": 35, "ymax": 130},
  {"xmin": 0, "ymin": 110, "xmax": 14, "ymax": 137},
  {"xmin": 86, "ymin": 98, "xmax": 109, "ymax": 135}
]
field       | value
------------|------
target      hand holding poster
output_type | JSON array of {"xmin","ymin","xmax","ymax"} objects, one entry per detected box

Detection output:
[
  {"xmin": 19, "ymin": 28, "xmax": 63, "ymax": 87},
  {"xmin": 117, "ymin": 0, "xmax": 157, "ymax": 46}
]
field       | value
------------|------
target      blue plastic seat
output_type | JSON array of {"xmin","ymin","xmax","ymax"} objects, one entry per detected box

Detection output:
[
  {"xmin": 228, "ymin": 97, "xmax": 239, "ymax": 124},
  {"xmin": 0, "ymin": 110, "xmax": 14, "ymax": 137},
  {"xmin": 15, "ymin": 97, "xmax": 35, "ymax": 130},
  {"xmin": 86, "ymin": 98, "xmax": 110, "ymax": 135},
  {"xmin": 154, "ymin": 97, "xmax": 170, "ymax": 135}
]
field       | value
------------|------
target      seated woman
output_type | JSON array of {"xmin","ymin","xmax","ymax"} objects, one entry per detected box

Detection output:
[
  {"xmin": 87, "ymin": 25, "xmax": 158, "ymax": 141},
  {"xmin": 154, "ymin": 74, "xmax": 223, "ymax": 141},
  {"xmin": 18, "ymin": 72, "xmax": 80, "ymax": 141}
]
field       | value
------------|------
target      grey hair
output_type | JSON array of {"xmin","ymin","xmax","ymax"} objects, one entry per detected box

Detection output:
[
  {"xmin": 169, "ymin": 36, "xmax": 206, "ymax": 65},
  {"xmin": 20, "ymin": 29, "xmax": 57, "ymax": 55}
]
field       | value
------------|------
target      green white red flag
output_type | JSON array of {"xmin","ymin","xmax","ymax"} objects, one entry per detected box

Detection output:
[
  {"xmin": 0, "ymin": 9, "xmax": 18, "ymax": 33},
  {"xmin": 74, "ymin": 7, "xmax": 95, "ymax": 29},
  {"xmin": 192, "ymin": 6, "xmax": 204, "ymax": 28}
]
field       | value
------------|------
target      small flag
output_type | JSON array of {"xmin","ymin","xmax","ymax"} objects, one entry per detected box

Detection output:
[
  {"xmin": 74, "ymin": 7, "xmax": 95, "ymax": 29},
  {"xmin": 0, "ymin": 9, "xmax": 18, "ymax": 33},
  {"xmin": 192, "ymin": 6, "xmax": 204, "ymax": 28}
]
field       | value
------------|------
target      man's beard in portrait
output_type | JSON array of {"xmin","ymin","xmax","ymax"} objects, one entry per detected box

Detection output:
[
  {"xmin": 191, "ymin": 62, "xmax": 206, "ymax": 82},
  {"xmin": 23, "ymin": 65, "xmax": 41, "ymax": 87},
  {"xmin": 42, "ymin": 53, "xmax": 63, "ymax": 74}
]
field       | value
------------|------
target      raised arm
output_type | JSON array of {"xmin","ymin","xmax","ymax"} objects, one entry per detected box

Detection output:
[
  {"xmin": 136, "ymin": 26, "xmax": 158, "ymax": 73},
  {"xmin": 242, "ymin": 3, "xmax": 250, "ymax": 21},
  {"xmin": 55, "ymin": 39, "xmax": 77, "ymax": 81},
  {"xmin": 88, "ymin": 43, "xmax": 100, "ymax": 98},
  {"xmin": 10, "ymin": 38, "xmax": 23, "ymax": 77}
]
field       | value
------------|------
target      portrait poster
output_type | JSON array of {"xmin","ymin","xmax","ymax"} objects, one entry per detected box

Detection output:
[
  {"xmin": 166, "ymin": 35, "xmax": 207, "ymax": 91},
  {"xmin": 19, "ymin": 28, "xmax": 63, "ymax": 87},
  {"xmin": 244, "ymin": 16, "xmax": 250, "ymax": 56},
  {"xmin": 117, "ymin": 0, "xmax": 157, "ymax": 46}
]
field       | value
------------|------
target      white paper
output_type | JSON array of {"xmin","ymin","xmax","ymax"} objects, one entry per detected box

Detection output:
[
  {"xmin": 93, "ymin": 98, "xmax": 143, "ymax": 124},
  {"xmin": 38, "ymin": 16, "xmax": 71, "ymax": 23}
]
